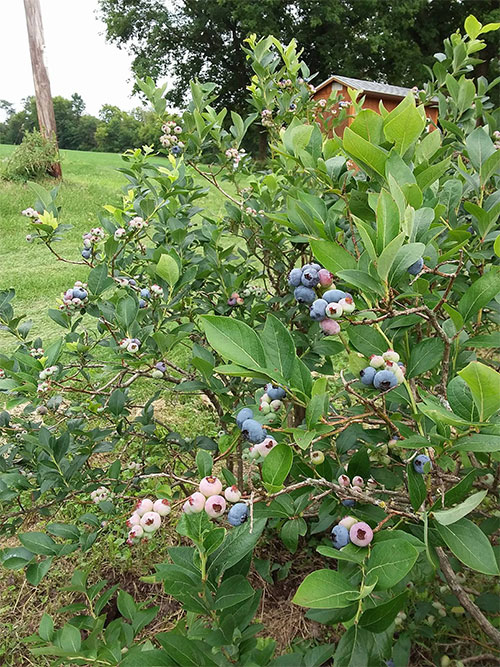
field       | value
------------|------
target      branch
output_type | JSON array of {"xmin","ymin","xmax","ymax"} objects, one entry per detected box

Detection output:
[{"xmin": 436, "ymin": 546, "xmax": 500, "ymax": 647}]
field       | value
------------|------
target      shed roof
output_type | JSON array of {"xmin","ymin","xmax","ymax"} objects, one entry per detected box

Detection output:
[{"xmin": 315, "ymin": 74, "xmax": 437, "ymax": 103}]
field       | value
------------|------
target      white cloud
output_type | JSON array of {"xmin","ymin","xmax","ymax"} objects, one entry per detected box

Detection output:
[{"xmin": 0, "ymin": 0, "xmax": 141, "ymax": 118}]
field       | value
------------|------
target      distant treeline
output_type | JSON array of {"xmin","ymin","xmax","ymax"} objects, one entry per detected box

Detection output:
[{"xmin": 0, "ymin": 94, "xmax": 163, "ymax": 153}]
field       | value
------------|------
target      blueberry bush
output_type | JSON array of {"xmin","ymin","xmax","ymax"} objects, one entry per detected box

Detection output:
[{"xmin": 1, "ymin": 14, "xmax": 500, "ymax": 666}]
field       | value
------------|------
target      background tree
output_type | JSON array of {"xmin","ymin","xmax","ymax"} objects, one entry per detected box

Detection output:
[{"xmin": 98, "ymin": 0, "xmax": 500, "ymax": 110}]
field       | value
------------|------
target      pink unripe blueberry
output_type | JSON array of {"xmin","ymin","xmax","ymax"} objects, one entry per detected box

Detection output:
[
  {"xmin": 186, "ymin": 491, "xmax": 206, "ymax": 513},
  {"xmin": 338, "ymin": 474, "xmax": 350, "ymax": 487},
  {"xmin": 126, "ymin": 513, "xmax": 141, "ymax": 527},
  {"xmin": 339, "ymin": 516, "xmax": 358, "ymax": 530},
  {"xmin": 255, "ymin": 437, "xmax": 278, "ymax": 458},
  {"xmin": 318, "ymin": 269, "xmax": 334, "ymax": 286},
  {"xmin": 199, "ymin": 476, "xmax": 223, "ymax": 497},
  {"xmin": 183, "ymin": 500, "xmax": 193, "ymax": 514},
  {"xmin": 136, "ymin": 498, "xmax": 154, "ymax": 516},
  {"xmin": 205, "ymin": 495, "xmax": 226, "ymax": 518},
  {"xmin": 153, "ymin": 498, "xmax": 171, "ymax": 516},
  {"xmin": 140, "ymin": 511, "xmax": 162, "ymax": 532},
  {"xmin": 129, "ymin": 525, "xmax": 144, "ymax": 539},
  {"xmin": 224, "ymin": 485, "xmax": 242, "ymax": 503},
  {"xmin": 320, "ymin": 319, "xmax": 341, "ymax": 336},
  {"xmin": 352, "ymin": 476, "xmax": 364, "ymax": 488},
  {"xmin": 369, "ymin": 355, "xmax": 385, "ymax": 369},
  {"xmin": 349, "ymin": 521, "xmax": 373, "ymax": 547}
]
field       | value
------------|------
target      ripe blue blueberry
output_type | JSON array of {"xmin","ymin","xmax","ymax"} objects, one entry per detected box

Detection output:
[
  {"xmin": 139, "ymin": 299, "xmax": 147, "ymax": 308},
  {"xmin": 265, "ymin": 384, "xmax": 286, "ymax": 401},
  {"xmin": 360, "ymin": 366, "xmax": 376, "ymax": 385},
  {"xmin": 288, "ymin": 268, "xmax": 302, "ymax": 287},
  {"xmin": 140, "ymin": 288, "xmax": 150, "ymax": 299},
  {"xmin": 72, "ymin": 288, "xmax": 87, "ymax": 300},
  {"xmin": 294, "ymin": 286, "xmax": 316, "ymax": 303},
  {"xmin": 373, "ymin": 370, "xmax": 398, "ymax": 391},
  {"xmin": 289, "ymin": 103, "xmax": 296, "ymax": 110},
  {"xmin": 81, "ymin": 249, "xmax": 91, "ymax": 259},
  {"xmin": 413, "ymin": 454, "xmax": 432, "ymax": 473},
  {"xmin": 301, "ymin": 268, "xmax": 319, "ymax": 288},
  {"xmin": 241, "ymin": 418, "xmax": 267, "ymax": 443},
  {"xmin": 310, "ymin": 298, "xmax": 328, "ymax": 321},
  {"xmin": 322, "ymin": 289, "xmax": 347, "ymax": 303},
  {"xmin": 331, "ymin": 524, "xmax": 350, "ymax": 549},
  {"xmin": 341, "ymin": 499, "xmax": 356, "ymax": 508},
  {"xmin": 407, "ymin": 257, "xmax": 424, "ymax": 275},
  {"xmin": 171, "ymin": 145, "xmax": 182, "ymax": 155},
  {"xmin": 227, "ymin": 502, "xmax": 248, "ymax": 526},
  {"xmin": 236, "ymin": 407, "xmax": 254, "ymax": 429}
]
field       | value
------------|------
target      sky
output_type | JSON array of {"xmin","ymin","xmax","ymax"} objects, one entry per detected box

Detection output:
[{"xmin": 0, "ymin": 0, "xmax": 142, "ymax": 119}]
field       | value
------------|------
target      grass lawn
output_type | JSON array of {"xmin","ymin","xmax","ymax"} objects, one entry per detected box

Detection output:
[{"xmin": 0, "ymin": 145, "xmax": 232, "ymax": 341}]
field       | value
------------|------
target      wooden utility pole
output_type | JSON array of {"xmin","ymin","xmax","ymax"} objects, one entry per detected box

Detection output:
[{"xmin": 23, "ymin": 0, "xmax": 62, "ymax": 178}]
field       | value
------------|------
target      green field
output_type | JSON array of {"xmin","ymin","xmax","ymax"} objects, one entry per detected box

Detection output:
[{"xmin": 0, "ymin": 145, "xmax": 229, "ymax": 340}]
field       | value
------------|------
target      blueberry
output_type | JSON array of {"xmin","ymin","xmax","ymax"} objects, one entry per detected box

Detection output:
[
  {"xmin": 81, "ymin": 249, "xmax": 91, "ymax": 259},
  {"xmin": 331, "ymin": 524, "xmax": 350, "ymax": 549},
  {"xmin": 310, "ymin": 263, "xmax": 321, "ymax": 271},
  {"xmin": 139, "ymin": 299, "xmax": 147, "ymax": 308},
  {"xmin": 301, "ymin": 268, "xmax": 319, "ymax": 288},
  {"xmin": 265, "ymin": 383, "xmax": 286, "ymax": 401},
  {"xmin": 140, "ymin": 288, "xmax": 150, "ymax": 299},
  {"xmin": 227, "ymin": 502, "xmax": 248, "ymax": 526},
  {"xmin": 155, "ymin": 362, "xmax": 166, "ymax": 373},
  {"xmin": 323, "ymin": 289, "xmax": 347, "ymax": 303},
  {"xmin": 72, "ymin": 288, "xmax": 87, "ymax": 300},
  {"xmin": 413, "ymin": 454, "xmax": 432, "ymax": 474},
  {"xmin": 310, "ymin": 298, "xmax": 328, "ymax": 321},
  {"xmin": 360, "ymin": 366, "xmax": 376, "ymax": 385},
  {"xmin": 467, "ymin": 225, "xmax": 474, "ymax": 234},
  {"xmin": 171, "ymin": 145, "xmax": 182, "ymax": 155},
  {"xmin": 288, "ymin": 268, "xmax": 302, "ymax": 287},
  {"xmin": 236, "ymin": 407, "xmax": 254, "ymax": 429},
  {"xmin": 128, "ymin": 279, "xmax": 136, "ymax": 286},
  {"xmin": 373, "ymin": 370, "xmax": 398, "ymax": 391},
  {"xmin": 407, "ymin": 257, "xmax": 424, "ymax": 275},
  {"xmin": 241, "ymin": 419, "xmax": 267, "ymax": 443},
  {"xmin": 294, "ymin": 286, "xmax": 316, "ymax": 303},
  {"xmin": 289, "ymin": 103, "xmax": 296, "ymax": 110},
  {"xmin": 342, "ymin": 499, "xmax": 356, "ymax": 508}
]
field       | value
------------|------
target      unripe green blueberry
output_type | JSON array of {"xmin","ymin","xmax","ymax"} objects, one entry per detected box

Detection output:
[
  {"xmin": 310, "ymin": 450, "xmax": 325, "ymax": 465},
  {"xmin": 152, "ymin": 369, "xmax": 164, "ymax": 379}
]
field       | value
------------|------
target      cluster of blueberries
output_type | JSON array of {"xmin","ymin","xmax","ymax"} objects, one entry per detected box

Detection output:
[
  {"xmin": 159, "ymin": 120, "xmax": 184, "ymax": 156},
  {"xmin": 29, "ymin": 347, "xmax": 44, "ymax": 359},
  {"xmin": 90, "ymin": 486, "xmax": 111, "ymax": 504},
  {"xmin": 236, "ymin": 384, "xmax": 287, "ymax": 456},
  {"xmin": 227, "ymin": 291, "xmax": 244, "ymax": 307},
  {"xmin": 118, "ymin": 337, "xmax": 141, "ymax": 354},
  {"xmin": 359, "ymin": 349, "xmax": 405, "ymax": 392},
  {"xmin": 182, "ymin": 476, "xmax": 249, "ymax": 526},
  {"xmin": 126, "ymin": 497, "xmax": 171, "ymax": 544},
  {"xmin": 331, "ymin": 516, "xmax": 374, "ymax": 549},
  {"xmin": 59, "ymin": 281, "xmax": 89, "ymax": 314},
  {"xmin": 81, "ymin": 227, "xmax": 105, "ymax": 259},
  {"xmin": 138, "ymin": 284, "xmax": 163, "ymax": 308},
  {"xmin": 259, "ymin": 384, "xmax": 285, "ymax": 415},
  {"xmin": 288, "ymin": 264, "xmax": 356, "ymax": 335}
]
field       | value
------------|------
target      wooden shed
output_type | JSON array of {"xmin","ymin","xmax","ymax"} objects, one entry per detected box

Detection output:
[{"xmin": 313, "ymin": 74, "xmax": 439, "ymax": 137}]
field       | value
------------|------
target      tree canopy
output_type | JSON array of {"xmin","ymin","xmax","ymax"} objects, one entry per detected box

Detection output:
[{"xmin": 98, "ymin": 0, "xmax": 500, "ymax": 109}]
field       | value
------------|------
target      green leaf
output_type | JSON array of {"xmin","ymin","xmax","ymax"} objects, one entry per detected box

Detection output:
[
  {"xmin": 281, "ymin": 518, "xmax": 306, "ymax": 553},
  {"xmin": 316, "ymin": 544, "xmax": 365, "ymax": 564},
  {"xmin": 261, "ymin": 314, "xmax": 296, "ymax": 382},
  {"xmin": 349, "ymin": 109, "xmax": 384, "ymax": 144},
  {"xmin": 407, "ymin": 338, "xmax": 444, "ymax": 378},
  {"xmin": 433, "ymin": 490, "xmax": 487, "ymax": 526},
  {"xmin": 333, "ymin": 624, "xmax": 392, "ymax": 667},
  {"xmin": 156, "ymin": 253, "xmax": 179, "ymax": 285},
  {"xmin": 337, "ymin": 269, "xmax": 385, "ymax": 296},
  {"xmin": 155, "ymin": 634, "xmax": 210, "ymax": 667},
  {"xmin": 418, "ymin": 396, "xmax": 474, "ymax": 427},
  {"xmin": 343, "ymin": 127, "xmax": 389, "ymax": 176},
  {"xmin": 292, "ymin": 569, "xmax": 359, "ymax": 609},
  {"xmin": 196, "ymin": 449, "xmax": 213, "ymax": 478},
  {"xmin": 19, "ymin": 532, "xmax": 59, "ymax": 556},
  {"xmin": 466, "ymin": 127, "xmax": 495, "ymax": 171},
  {"xmin": 46, "ymin": 523, "xmax": 80, "ymax": 541},
  {"xmin": 359, "ymin": 591, "xmax": 408, "ymax": 633},
  {"xmin": 59, "ymin": 623, "xmax": 81, "ymax": 653},
  {"xmin": 388, "ymin": 243, "xmax": 425, "ymax": 284},
  {"xmin": 262, "ymin": 444, "xmax": 293, "ymax": 490},
  {"xmin": 383, "ymin": 95, "xmax": 425, "ymax": 155},
  {"xmin": 366, "ymin": 539, "xmax": 419, "ymax": 590},
  {"xmin": 376, "ymin": 189, "xmax": 400, "ymax": 254},
  {"xmin": 347, "ymin": 325, "xmax": 387, "ymax": 356},
  {"xmin": 377, "ymin": 233, "xmax": 405, "ymax": 282},
  {"xmin": 407, "ymin": 462, "xmax": 427, "ymax": 511},
  {"xmin": 207, "ymin": 518, "xmax": 266, "ymax": 582},
  {"xmin": 26, "ymin": 557, "xmax": 53, "ymax": 586},
  {"xmin": 457, "ymin": 269, "xmax": 500, "ymax": 322},
  {"xmin": 452, "ymin": 434, "xmax": 500, "ymax": 453},
  {"xmin": 39, "ymin": 613, "xmax": 54, "ymax": 642},
  {"xmin": 117, "ymin": 589, "xmax": 137, "ymax": 619},
  {"xmin": 48, "ymin": 308, "xmax": 70, "ymax": 329},
  {"xmin": 87, "ymin": 264, "xmax": 113, "ymax": 295},
  {"xmin": 309, "ymin": 239, "xmax": 357, "ymax": 274},
  {"xmin": 201, "ymin": 315, "xmax": 267, "ymax": 372},
  {"xmin": 480, "ymin": 149, "xmax": 500, "ymax": 184},
  {"xmin": 436, "ymin": 518, "xmax": 499, "ymax": 575},
  {"xmin": 213, "ymin": 574, "xmax": 254, "ymax": 609},
  {"xmin": 116, "ymin": 295, "xmax": 138, "ymax": 330},
  {"xmin": 458, "ymin": 362, "xmax": 500, "ymax": 421},
  {"xmin": 447, "ymin": 376, "xmax": 478, "ymax": 422},
  {"xmin": 108, "ymin": 389, "xmax": 126, "ymax": 416},
  {"xmin": 415, "ymin": 157, "xmax": 450, "ymax": 191},
  {"xmin": 465, "ymin": 14, "xmax": 482, "ymax": 39}
]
